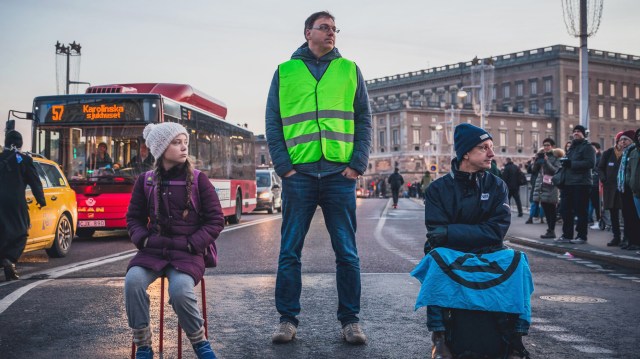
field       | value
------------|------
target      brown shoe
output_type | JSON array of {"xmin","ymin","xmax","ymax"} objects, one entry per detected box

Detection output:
[
  {"xmin": 271, "ymin": 321, "xmax": 296, "ymax": 344},
  {"xmin": 431, "ymin": 332, "xmax": 452, "ymax": 359},
  {"xmin": 342, "ymin": 323, "xmax": 367, "ymax": 345}
]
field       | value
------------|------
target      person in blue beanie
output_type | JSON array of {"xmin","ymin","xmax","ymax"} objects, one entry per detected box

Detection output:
[{"xmin": 422, "ymin": 123, "xmax": 530, "ymax": 359}]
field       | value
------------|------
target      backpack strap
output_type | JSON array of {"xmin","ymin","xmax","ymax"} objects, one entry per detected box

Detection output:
[{"xmin": 142, "ymin": 169, "xmax": 202, "ymax": 214}]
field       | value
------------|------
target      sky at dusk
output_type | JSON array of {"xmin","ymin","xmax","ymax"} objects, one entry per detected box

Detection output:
[{"xmin": 1, "ymin": 0, "xmax": 638, "ymax": 146}]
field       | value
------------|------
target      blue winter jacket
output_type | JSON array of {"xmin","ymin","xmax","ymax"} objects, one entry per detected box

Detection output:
[
  {"xmin": 265, "ymin": 43, "xmax": 372, "ymax": 178},
  {"xmin": 425, "ymin": 159, "xmax": 511, "ymax": 252}
]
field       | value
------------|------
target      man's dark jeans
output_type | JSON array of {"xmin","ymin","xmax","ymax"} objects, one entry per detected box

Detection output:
[
  {"xmin": 508, "ymin": 188, "xmax": 523, "ymax": 215},
  {"xmin": 561, "ymin": 185, "xmax": 591, "ymax": 239},
  {"xmin": 391, "ymin": 186, "xmax": 401, "ymax": 206},
  {"xmin": 275, "ymin": 172, "xmax": 361, "ymax": 326}
]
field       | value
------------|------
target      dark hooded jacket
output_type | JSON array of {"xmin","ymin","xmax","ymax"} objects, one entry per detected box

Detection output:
[
  {"xmin": 265, "ymin": 44, "xmax": 372, "ymax": 178},
  {"xmin": 126, "ymin": 164, "xmax": 224, "ymax": 283},
  {"xmin": 564, "ymin": 138, "xmax": 596, "ymax": 186},
  {"xmin": 424, "ymin": 159, "xmax": 511, "ymax": 252},
  {"xmin": 0, "ymin": 150, "xmax": 46, "ymax": 254}
]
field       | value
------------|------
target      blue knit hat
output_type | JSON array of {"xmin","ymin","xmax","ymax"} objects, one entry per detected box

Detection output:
[{"xmin": 454, "ymin": 123, "xmax": 492, "ymax": 161}]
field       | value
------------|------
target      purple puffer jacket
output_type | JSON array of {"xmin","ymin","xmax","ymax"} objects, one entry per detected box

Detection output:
[{"xmin": 126, "ymin": 165, "xmax": 224, "ymax": 284}]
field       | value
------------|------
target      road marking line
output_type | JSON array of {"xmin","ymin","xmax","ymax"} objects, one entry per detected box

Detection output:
[
  {"xmin": 373, "ymin": 199, "xmax": 421, "ymax": 265},
  {"xmin": 570, "ymin": 345, "xmax": 614, "ymax": 354}
]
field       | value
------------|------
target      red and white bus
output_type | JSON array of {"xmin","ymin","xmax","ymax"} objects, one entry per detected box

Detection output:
[{"xmin": 31, "ymin": 83, "xmax": 256, "ymax": 237}]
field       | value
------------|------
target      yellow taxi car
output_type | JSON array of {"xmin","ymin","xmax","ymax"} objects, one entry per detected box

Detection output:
[{"xmin": 24, "ymin": 155, "xmax": 77, "ymax": 257}]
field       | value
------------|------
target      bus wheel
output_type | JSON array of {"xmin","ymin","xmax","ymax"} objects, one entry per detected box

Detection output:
[
  {"xmin": 46, "ymin": 214, "xmax": 73, "ymax": 258},
  {"xmin": 76, "ymin": 229, "xmax": 95, "ymax": 238},
  {"xmin": 228, "ymin": 193, "xmax": 243, "ymax": 224}
]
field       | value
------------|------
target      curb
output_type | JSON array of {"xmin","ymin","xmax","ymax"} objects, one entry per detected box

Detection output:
[{"xmin": 507, "ymin": 235, "xmax": 640, "ymax": 270}]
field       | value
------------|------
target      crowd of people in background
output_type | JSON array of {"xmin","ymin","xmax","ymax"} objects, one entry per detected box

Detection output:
[{"xmin": 523, "ymin": 126, "xmax": 640, "ymax": 252}]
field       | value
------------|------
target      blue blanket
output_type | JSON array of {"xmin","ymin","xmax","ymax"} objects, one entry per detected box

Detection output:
[{"xmin": 411, "ymin": 247, "xmax": 534, "ymax": 323}]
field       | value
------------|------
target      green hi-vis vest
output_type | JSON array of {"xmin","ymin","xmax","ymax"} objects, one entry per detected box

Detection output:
[{"xmin": 278, "ymin": 58, "xmax": 357, "ymax": 164}]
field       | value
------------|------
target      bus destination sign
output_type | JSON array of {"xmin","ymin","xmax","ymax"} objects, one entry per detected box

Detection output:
[{"xmin": 37, "ymin": 98, "xmax": 156, "ymax": 124}]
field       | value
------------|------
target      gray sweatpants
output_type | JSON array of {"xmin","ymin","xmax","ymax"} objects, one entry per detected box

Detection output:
[{"xmin": 124, "ymin": 266, "xmax": 204, "ymax": 336}]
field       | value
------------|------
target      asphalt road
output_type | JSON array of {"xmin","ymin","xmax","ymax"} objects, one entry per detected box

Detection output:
[{"xmin": 0, "ymin": 198, "xmax": 638, "ymax": 358}]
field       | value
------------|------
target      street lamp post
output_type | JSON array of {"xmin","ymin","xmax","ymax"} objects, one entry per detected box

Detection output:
[
  {"xmin": 456, "ymin": 58, "xmax": 494, "ymax": 129},
  {"xmin": 55, "ymin": 41, "xmax": 90, "ymax": 94}
]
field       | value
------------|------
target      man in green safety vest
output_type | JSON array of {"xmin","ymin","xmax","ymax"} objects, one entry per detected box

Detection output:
[{"xmin": 266, "ymin": 10, "xmax": 372, "ymax": 345}]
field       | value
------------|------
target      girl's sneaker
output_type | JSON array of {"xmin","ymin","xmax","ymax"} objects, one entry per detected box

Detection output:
[
  {"xmin": 135, "ymin": 346, "xmax": 153, "ymax": 359},
  {"xmin": 193, "ymin": 340, "xmax": 217, "ymax": 359}
]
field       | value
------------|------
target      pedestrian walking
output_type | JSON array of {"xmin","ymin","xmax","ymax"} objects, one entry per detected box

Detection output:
[
  {"xmin": 420, "ymin": 123, "xmax": 531, "ymax": 359},
  {"xmin": 265, "ymin": 11, "xmax": 372, "ymax": 345},
  {"xmin": 532, "ymin": 139, "xmax": 563, "ymax": 239},
  {"xmin": 598, "ymin": 131, "xmax": 628, "ymax": 246},
  {"xmin": 0, "ymin": 130, "xmax": 46, "ymax": 281},
  {"xmin": 124, "ymin": 122, "xmax": 224, "ymax": 359},
  {"xmin": 421, "ymin": 170, "xmax": 432, "ymax": 199},
  {"xmin": 501, "ymin": 157, "xmax": 524, "ymax": 217},
  {"xmin": 556, "ymin": 125, "xmax": 596, "ymax": 244},
  {"xmin": 388, "ymin": 168, "xmax": 404, "ymax": 208}
]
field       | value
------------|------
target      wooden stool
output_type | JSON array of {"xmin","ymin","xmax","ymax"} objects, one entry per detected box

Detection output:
[{"xmin": 131, "ymin": 276, "xmax": 208, "ymax": 359}]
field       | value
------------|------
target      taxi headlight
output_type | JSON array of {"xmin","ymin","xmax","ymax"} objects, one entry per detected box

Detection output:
[{"xmin": 259, "ymin": 192, "xmax": 271, "ymax": 199}]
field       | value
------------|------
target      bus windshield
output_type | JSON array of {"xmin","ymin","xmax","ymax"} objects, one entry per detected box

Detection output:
[
  {"xmin": 34, "ymin": 126, "xmax": 153, "ymax": 183},
  {"xmin": 33, "ymin": 95, "xmax": 161, "ymax": 183}
]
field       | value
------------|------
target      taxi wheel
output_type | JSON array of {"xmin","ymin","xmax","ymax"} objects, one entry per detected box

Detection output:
[
  {"xmin": 267, "ymin": 201, "xmax": 274, "ymax": 214},
  {"xmin": 46, "ymin": 214, "xmax": 73, "ymax": 258}
]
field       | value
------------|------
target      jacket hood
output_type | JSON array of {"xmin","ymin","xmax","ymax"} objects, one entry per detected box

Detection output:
[
  {"xmin": 291, "ymin": 43, "xmax": 342, "ymax": 62},
  {"xmin": 552, "ymin": 148, "xmax": 565, "ymax": 157}
]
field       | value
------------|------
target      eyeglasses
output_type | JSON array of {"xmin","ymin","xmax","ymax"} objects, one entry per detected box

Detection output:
[
  {"xmin": 474, "ymin": 144, "xmax": 494, "ymax": 153},
  {"xmin": 311, "ymin": 24, "xmax": 340, "ymax": 33}
]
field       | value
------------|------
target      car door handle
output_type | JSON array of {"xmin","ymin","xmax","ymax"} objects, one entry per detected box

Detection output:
[
  {"xmin": 26, "ymin": 198, "xmax": 33, "ymax": 204},
  {"xmin": 51, "ymin": 196, "xmax": 57, "ymax": 201}
]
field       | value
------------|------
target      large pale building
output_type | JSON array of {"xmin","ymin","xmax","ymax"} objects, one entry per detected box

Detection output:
[{"xmin": 364, "ymin": 44, "xmax": 640, "ymax": 185}]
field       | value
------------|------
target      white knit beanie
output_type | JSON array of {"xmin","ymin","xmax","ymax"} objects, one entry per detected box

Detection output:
[{"xmin": 143, "ymin": 122, "xmax": 189, "ymax": 159}]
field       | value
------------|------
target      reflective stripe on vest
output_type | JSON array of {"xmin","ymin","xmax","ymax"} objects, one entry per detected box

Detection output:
[{"xmin": 278, "ymin": 58, "xmax": 357, "ymax": 164}]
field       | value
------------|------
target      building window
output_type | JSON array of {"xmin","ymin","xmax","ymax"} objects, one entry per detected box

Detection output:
[
  {"xmin": 623, "ymin": 84, "xmax": 628, "ymax": 98},
  {"xmin": 530, "ymin": 101, "xmax": 538, "ymax": 114},
  {"xmin": 516, "ymin": 102, "xmax": 524, "ymax": 113},
  {"xmin": 636, "ymin": 85, "xmax": 640, "ymax": 99},
  {"xmin": 378, "ymin": 118, "xmax": 385, "ymax": 125},
  {"xmin": 547, "ymin": 122, "xmax": 553, "ymax": 129},
  {"xmin": 623, "ymin": 105, "xmax": 628, "ymax": 120},
  {"xmin": 412, "ymin": 128, "xmax": 420, "ymax": 144},
  {"xmin": 544, "ymin": 78, "xmax": 552, "ymax": 93},
  {"xmin": 530, "ymin": 80, "xmax": 538, "ymax": 95},
  {"xmin": 598, "ymin": 81, "xmax": 604, "ymax": 96},
  {"xmin": 392, "ymin": 116, "xmax": 399, "ymax": 124},
  {"xmin": 636, "ymin": 107, "xmax": 640, "ymax": 121},
  {"xmin": 567, "ymin": 77, "xmax": 574, "ymax": 92},
  {"xmin": 598, "ymin": 103, "xmax": 604, "ymax": 118},
  {"xmin": 544, "ymin": 100, "xmax": 553, "ymax": 115},
  {"xmin": 503, "ymin": 84, "xmax": 511, "ymax": 99},
  {"xmin": 532, "ymin": 132, "xmax": 539, "ymax": 149},
  {"xmin": 610, "ymin": 83, "xmax": 616, "ymax": 97},
  {"xmin": 491, "ymin": 85, "xmax": 497, "ymax": 101},
  {"xmin": 413, "ymin": 116, "xmax": 419, "ymax": 122},
  {"xmin": 516, "ymin": 82, "xmax": 524, "ymax": 97},
  {"xmin": 392, "ymin": 129, "xmax": 399, "ymax": 146},
  {"xmin": 379, "ymin": 131, "xmax": 386, "ymax": 146},
  {"xmin": 532, "ymin": 121, "xmax": 538, "ymax": 128},
  {"xmin": 568, "ymin": 99, "xmax": 574, "ymax": 115},
  {"xmin": 500, "ymin": 131, "xmax": 507, "ymax": 147},
  {"xmin": 611, "ymin": 104, "xmax": 616, "ymax": 119},
  {"xmin": 516, "ymin": 132, "xmax": 523, "ymax": 148}
]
